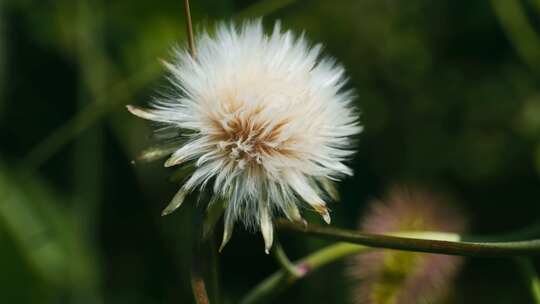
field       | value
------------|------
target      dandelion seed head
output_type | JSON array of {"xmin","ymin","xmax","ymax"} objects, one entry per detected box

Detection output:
[{"xmin": 128, "ymin": 20, "xmax": 361, "ymax": 252}]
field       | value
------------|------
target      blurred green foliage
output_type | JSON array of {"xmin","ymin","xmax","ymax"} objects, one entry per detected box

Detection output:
[
  {"xmin": 1, "ymin": 0, "xmax": 540, "ymax": 303},
  {"xmin": 0, "ymin": 162, "xmax": 100, "ymax": 302}
]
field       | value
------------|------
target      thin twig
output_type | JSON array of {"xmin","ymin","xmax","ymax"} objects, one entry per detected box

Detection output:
[
  {"xmin": 276, "ymin": 221, "xmax": 540, "ymax": 257},
  {"xmin": 184, "ymin": 0, "xmax": 196, "ymax": 57}
]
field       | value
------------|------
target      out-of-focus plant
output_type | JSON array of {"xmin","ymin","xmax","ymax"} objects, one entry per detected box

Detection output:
[
  {"xmin": 348, "ymin": 186, "xmax": 466, "ymax": 304},
  {"xmin": 491, "ymin": 0, "xmax": 540, "ymax": 73},
  {"xmin": 0, "ymin": 2, "xmax": 5, "ymax": 117},
  {"xmin": 490, "ymin": 0, "xmax": 540, "ymax": 180},
  {"xmin": 0, "ymin": 161, "xmax": 101, "ymax": 302},
  {"xmin": 517, "ymin": 258, "xmax": 540, "ymax": 303}
]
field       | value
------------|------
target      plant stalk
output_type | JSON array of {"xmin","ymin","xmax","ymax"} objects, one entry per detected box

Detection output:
[
  {"xmin": 184, "ymin": 0, "xmax": 196, "ymax": 57},
  {"xmin": 272, "ymin": 241, "xmax": 302, "ymax": 278},
  {"xmin": 241, "ymin": 243, "xmax": 366, "ymax": 304},
  {"xmin": 276, "ymin": 221, "xmax": 540, "ymax": 257}
]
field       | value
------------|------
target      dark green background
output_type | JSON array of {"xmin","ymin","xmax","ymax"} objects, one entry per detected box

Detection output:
[{"xmin": 1, "ymin": 0, "xmax": 540, "ymax": 303}]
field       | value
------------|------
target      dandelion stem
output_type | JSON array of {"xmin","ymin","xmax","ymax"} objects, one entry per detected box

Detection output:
[
  {"xmin": 208, "ymin": 236, "xmax": 221, "ymax": 304},
  {"xmin": 276, "ymin": 221, "xmax": 540, "ymax": 257},
  {"xmin": 183, "ymin": 0, "xmax": 196, "ymax": 57},
  {"xmin": 516, "ymin": 258, "xmax": 540, "ymax": 303},
  {"xmin": 190, "ymin": 248, "xmax": 210, "ymax": 304},
  {"xmin": 190, "ymin": 237, "xmax": 212, "ymax": 304},
  {"xmin": 190, "ymin": 206, "xmax": 211, "ymax": 304},
  {"xmin": 181, "ymin": 4, "xmax": 208, "ymax": 298},
  {"xmin": 240, "ymin": 243, "xmax": 367, "ymax": 304}
]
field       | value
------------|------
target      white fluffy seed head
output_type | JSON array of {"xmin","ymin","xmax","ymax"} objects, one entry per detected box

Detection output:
[{"xmin": 128, "ymin": 20, "xmax": 362, "ymax": 252}]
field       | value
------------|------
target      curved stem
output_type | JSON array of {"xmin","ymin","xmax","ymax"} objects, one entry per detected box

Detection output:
[
  {"xmin": 240, "ymin": 243, "xmax": 367, "ymax": 304},
  {"xmin": 272, "ymin": 241, "xmax": 302, "ymax": 278},
  {"xmin": 242, "ymin": 222, "xmax": 540, "ymax": 303},
  {"xmin": 276, "ymin": 221, "xmax": 540, "ymax": 257}
]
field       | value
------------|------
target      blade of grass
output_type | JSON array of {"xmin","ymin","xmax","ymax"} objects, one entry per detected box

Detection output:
[
  {"xmin": 24, "ymin": 62, "xmax": 162, "ymax": 167},
  {"xmin": 516, "ymin": 258, "xmax": 540, "ymax": 303},
  {"xmin": 491, "ymin": 0, "xmax": 540, "ymax": 73}
]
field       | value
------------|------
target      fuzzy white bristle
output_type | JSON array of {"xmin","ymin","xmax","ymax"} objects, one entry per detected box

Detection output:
[{"xmin": 128, "ymin": 20, "xmax": 362, "ymax": 251}]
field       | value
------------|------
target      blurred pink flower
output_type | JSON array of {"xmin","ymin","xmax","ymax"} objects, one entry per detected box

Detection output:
[{"xmin": 349, "ymin": 186, "xmax": 466, "ymax": 304}]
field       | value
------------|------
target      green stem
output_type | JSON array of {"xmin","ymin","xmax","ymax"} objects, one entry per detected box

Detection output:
[
  {"xmin": 272, "ymin": 241, "xmax": 302, "ymax": 278},
  {"xmin": 276, "ymin": 221, "xmax": 540, "ymax": 257},
  {"xmin": 240, "ymin": 243, "xmax": 367, "ymax": 304},
  {"xmin": 516, "ymin": 258, "xmax": 540, "ymax": 303},
  {"xmin": 242, "ymin": 222, "xmax": 540, "ymax": 304}
]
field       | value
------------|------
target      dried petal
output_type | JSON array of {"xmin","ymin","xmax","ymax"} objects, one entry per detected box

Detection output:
[
  {"xmin": 161, "ymin": 188, "xmax": 187, "ymax": 216},
  {"xmin": 219, "ymin": 208, "xmax": 235, "ymax": 252},
  {"xmin": 260, "ymin": 203, "xmax": 274, "ymax": 254}
]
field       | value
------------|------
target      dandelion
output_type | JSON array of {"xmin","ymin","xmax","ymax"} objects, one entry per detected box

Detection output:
[
  {"xmin": 349, "ymin": 186, "xmax": 466, "ymax": 304},
  {"xmin": 127, "ymin": 20, "xmax": 361, "ymax": 253}
]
